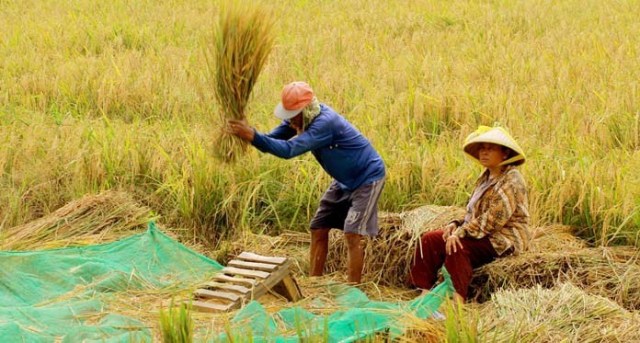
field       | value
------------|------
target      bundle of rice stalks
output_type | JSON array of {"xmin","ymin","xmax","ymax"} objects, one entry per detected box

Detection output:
[
  {"xmin": 208, "ymin": 1, "xmax": 275, "ymax": 162},
  {"xmin": 469, "ymin": 244, "xmax": 640, "ymax": 310},
  {"xmin": 1, "ymin": 191, "xmax": 155, "ymax": 250},
  {"xmin": 479, "ymin": 283, "xmax": 640, "ymax": 342},
  {"xmin": 326, "ymin": 205, "xmax": 466, "ymax": 286}
]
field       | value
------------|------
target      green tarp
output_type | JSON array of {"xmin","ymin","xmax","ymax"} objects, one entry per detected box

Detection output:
[
  {"xmin": 0, "ymin": 223, "xmax": 223, "ymax": 342},
  {"xmin": 215, "ymin": 274, "xmax": 454, "ymax": 342}
]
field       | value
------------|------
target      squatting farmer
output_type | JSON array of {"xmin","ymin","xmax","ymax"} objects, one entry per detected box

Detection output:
[{"xmin": 228, "ymin": 81, "xmax": 386, "ymax": 284}]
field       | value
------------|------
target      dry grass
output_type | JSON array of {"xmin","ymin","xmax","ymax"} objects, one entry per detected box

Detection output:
[
  {"xmin": 479, "ymin": 283, "xmax": 640, "ymax": 342},
  {"xmin": 0, "ymin": 190, "xmax": 155, "ymax": 250},
  {"xmin": 469, "ymin": 222, "xmax": 640, "ymax": 311},
  {"xmin": 469, "ymin": 243, "xmax": 640, "ymax": 311}
]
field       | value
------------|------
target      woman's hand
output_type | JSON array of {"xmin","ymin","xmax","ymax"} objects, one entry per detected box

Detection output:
[
  {"xmin": 445, "ymin": 235, "xmax": 464, "ymax": 255},
  {"xmin": 441, "ymin": 223, "xmax": 457, "ymax": 241},
  {"xmin": 227, "ymin": 119, "xmax": 255, "ymax": 142}
]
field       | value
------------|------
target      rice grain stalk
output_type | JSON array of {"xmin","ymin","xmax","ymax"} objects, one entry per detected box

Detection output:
[{"xmin": 207, "ymin": 1, "xmax": 275, "ymax": 162}]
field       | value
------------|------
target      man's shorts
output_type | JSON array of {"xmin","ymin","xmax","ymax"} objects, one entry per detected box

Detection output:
[{"xmin": 309, "ymin": 178, "xmax": 385, "ymax": 236}]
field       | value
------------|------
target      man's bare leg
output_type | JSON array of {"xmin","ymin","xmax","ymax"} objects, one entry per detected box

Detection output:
[
  {"xmin": 345, "ymin": 233, "xmax": 364, "ymax": 283},
  {"xmin": 310, "ymin": 228, "xmax": 330, "ymax": 276}
]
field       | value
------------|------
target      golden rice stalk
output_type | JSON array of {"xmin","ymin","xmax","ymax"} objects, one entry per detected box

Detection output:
[
  {"xmin": 208, "ymin": 1, "xmax": 275, "ymax": 162},
  {"xmin": 1, "ymin": 191, "xmax": 155, "ymax": 250}
]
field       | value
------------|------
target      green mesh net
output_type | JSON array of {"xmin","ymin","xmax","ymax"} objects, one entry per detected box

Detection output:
[
  {"xmin": 0, "ymin": 223, "xmax": 222, "ymax": 342},
  {"xmin": 215, "ymin": 273, "xmax": 454, "ymax": 342}
]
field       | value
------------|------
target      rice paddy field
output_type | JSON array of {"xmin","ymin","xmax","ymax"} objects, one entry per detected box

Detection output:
[{"xmin": 1, "ymin": 0, "xmax": 639, "ymax": 341}]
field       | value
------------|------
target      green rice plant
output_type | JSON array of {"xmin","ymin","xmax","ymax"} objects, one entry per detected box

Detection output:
[
  {"xmin": 159, "ymin": 300, "xmax": 194, "ymax": 343},
  {"xmin": 442, "ymin": 300, "xmax": 479, "ymax": 343},
  {"xmin": 207, "ymin": 1, "xmax": 275, "ymax": 162}
]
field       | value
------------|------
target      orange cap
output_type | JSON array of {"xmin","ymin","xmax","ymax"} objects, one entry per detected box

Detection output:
[{"xmin": 274, "ymin": 81, "xmax": 314, "ymax": 119}]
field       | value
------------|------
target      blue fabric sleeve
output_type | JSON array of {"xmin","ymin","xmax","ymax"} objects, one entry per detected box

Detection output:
[
  {"xmin": 252, "ymin": 120, "xmax": 333, "ymax": 159},
  {"xmin": 265, "ymin": 121, "xmax": 296, "ymax": 140}
]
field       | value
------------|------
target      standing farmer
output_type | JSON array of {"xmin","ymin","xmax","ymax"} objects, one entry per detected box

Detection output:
[{"xmin": 228, "ymin": 81, "xmax": 385, "ymax": 283}]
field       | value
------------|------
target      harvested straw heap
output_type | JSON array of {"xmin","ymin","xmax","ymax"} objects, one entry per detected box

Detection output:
[
  {"xmin": 480, "ymin": 283, "xmax": 640, "ymax": 342},
  {"xmin": 208, "ymin": 1, "xmax": 274, "ymax": 162},
  {"xmin": 1, "ymin": 191, "xmax": 155, "ymax": 250},
  {"xmin": 469, "ymin": 226, "xmax": 640, "ymax": 310},
  {"xmin": 326, "ymin": 205, "xmax": 465, "ymax": 286}
]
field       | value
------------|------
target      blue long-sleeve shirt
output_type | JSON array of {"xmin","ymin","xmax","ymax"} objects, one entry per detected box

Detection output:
[{"xmin": 251, "ymin": 104, "xmax": 385, "ymax": 191}]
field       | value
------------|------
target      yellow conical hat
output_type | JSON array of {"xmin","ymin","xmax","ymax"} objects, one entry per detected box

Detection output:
[{"xmin": 463, "ymin": 126, "xmax": 526, "ymax": 166}]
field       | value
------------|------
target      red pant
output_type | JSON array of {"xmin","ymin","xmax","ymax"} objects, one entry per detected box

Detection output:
[{"xmin": 408, "ymin": 229, "xmax": 498, "ymax": 299}]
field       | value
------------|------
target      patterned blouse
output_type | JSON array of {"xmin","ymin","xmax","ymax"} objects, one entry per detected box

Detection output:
[{"xmin": 451, "ymin": 165, "xmax": 531, "ymax": 256}]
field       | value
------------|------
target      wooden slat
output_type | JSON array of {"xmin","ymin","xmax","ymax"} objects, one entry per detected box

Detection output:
[
  {"xmin": 228, "ymin": 259, "xmax": 278, "ymax": 272},
  {"xmin": 213, "ymin": 274, "xmax": 257, "ymax": 286},
  {"xmin": 222, "ymin": 266, "xmax": 270, "ymax": 279},
  {"xmin": 237, "ymin": 252, "xmax": 287, "ymax": 265},
  {"xmin": 194, "ymin": 289, "xmax": 241, "ymax": 302},
  {"xmin": 201, "ymin": 282, "xmax": 250, "ymax": 294},
  {"xmin": 189, "ymin": 300, "xmax": 234, "ymax": 313},
  {"xmin": 260, "ymin": 261, "xmax": 292, "ymax": 289}
]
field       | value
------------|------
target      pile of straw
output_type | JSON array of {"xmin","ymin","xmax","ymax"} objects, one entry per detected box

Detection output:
[
  {"xmin": 467, "ymin": 224, "xmax": 640, "ymax": 310},
  {"xmin": 325, "ymin": 205, "xmax": 465, "ymax": 286},
  {"xmin": 469, "ymin": 242, "xmax": 640, "ymax": 310},
  {"xmin": 1, "ymin": 191, "xmax": 155, "ymax": 250},
  {"xmin": 208, "ymin": 1, "xmax": 274, "ymax": 162},
  {"xmin": 228, "ymin": 205, "xmax": 467, "ymax": 285},
  {"xmin": 479, "ymin": 283, "xmax": 640, "ymax": 342}
]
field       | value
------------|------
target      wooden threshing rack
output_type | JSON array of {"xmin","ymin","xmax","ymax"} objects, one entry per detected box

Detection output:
[{"xmin": 189, "ymin": 252, "xmax": 302, "ymax": 312}]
